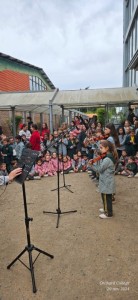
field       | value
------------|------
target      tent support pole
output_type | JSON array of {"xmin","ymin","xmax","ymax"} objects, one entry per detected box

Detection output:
[
  {"xmin": 11, "ymin": 106, "xmax": 16, "ymax": 138},
  {"xmin": 40, "ymin": 113, "xmax": 43, "ymax": 126},
  {"xmin": 69, "ymin": 110, "xmax": 72, "ymax": 124},
  {"xmin": 49, "ymin": 100, "xmax": 53, "ymax": 133},
  {"xmin": 61, "ymin": 105, "xmax": 65, "ymax": 123}
]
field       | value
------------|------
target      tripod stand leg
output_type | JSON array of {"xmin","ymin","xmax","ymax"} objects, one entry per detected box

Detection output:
[
  {"xmin": 60, "ymin": 210, "xmax": 77, "ymax": 214},
  {"xmin": 51, "ymin": 185, "xmax": 74, "ymax": 193},
  {"xmin": 34, "ymin": 246, "xmax": 54, "ymax": 259},
  {"xmin": 7, "ymin": 247, "xmax": 27, "ymax": 269},
  {"xmin": 56, "ymin": 212, "xmax": 60, "ymax": 228},
  {"xmin": 64, "ymin": 186, "xmax": 74, "ymax": 193},
  {"xmin": 28, "ymin": 250, "xmax": 37, "ymax": 293},
  {"xmin": 62, "ymin": 171, "xmax": 73, "ymax": 193}
]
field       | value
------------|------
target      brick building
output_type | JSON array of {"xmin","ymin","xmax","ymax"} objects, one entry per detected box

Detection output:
[{"xmin": 0, "ymin": 52, "xmax": 55, "ymax": 134}]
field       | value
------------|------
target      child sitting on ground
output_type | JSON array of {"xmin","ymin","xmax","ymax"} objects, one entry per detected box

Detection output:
[
  {"xmin": 134, "ymin": 151, "xmax": 138, "ymax": 177},
  {"xmin": 135, "ymin": 151, "xmax": 138, "ymax": 167},
  {"xmin": 121, "ymin": 156, "xmax": 137, "ymax": 177},
  {"xmin": 71, "ymin": 153, "xmax": 82, "ymax": 173},
  {"xmin": 115, "ymin": 149, "xmax": 129, "ymax": 174},
  {"xmin": 58, "ymin": 153, "xmax": 63, "ymax": 172},
  {"xmin": 10, "ymin": 159, "xmax": 18, "ymax": 170},
  {"xmin": 81, "ymin": 153, "xmax": 88, "ymax": 172},
  {"xmin": 34, "ymin": 158, "xmax": 45, "ymax": 178},
  {"xmin": 77, "ymin": 151, "xmax": 82, "ymax": 161},
  {"xmin": 77, "ymin": 150, "xmax": 88, "ymax": 171},
  {"xmin": 61, "ymin": 155, "xmax": 72, "ymax": 174},
  {"xmin": 43, "ymin": 153, "xmax": 56, "ymax": 176},
  {"xmin": 26, "ymin": 164, "xmax": 41, "ymax": 180},
  {"xmin": 0, "ymin": 162, "xmax": 8, "ymax": 176},
  {"xmin": 51, "ymin": 152, "xmax": 58, "ymax": 172}
]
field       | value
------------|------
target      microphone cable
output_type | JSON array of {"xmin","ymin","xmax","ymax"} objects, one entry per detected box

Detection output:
[{"xmin": 0, "ymin": 184, "xmax": 8, "ymax": 198}]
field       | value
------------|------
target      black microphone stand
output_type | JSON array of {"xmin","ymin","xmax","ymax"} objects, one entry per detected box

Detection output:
[
  {"xmin": 61, "ymin": 162, "xmax": 73, "ymax": 193},
  {"xmin": 7, "ymin": 182, "xmax": 54, "ymax": 293},
  {"xmin": 51, "ymin": 137, "xmax": 73, "ymax": 193},
  {"xmin": 43, "ymin": 139, "xmax": 77, "ymax": 228}
]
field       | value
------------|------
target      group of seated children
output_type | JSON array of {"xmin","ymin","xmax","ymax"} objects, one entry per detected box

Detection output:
[
  {"xmin": 27, "ymin": 151, "xmax": 89, "ymax": 180},
  {"xmin": 115, "ymin": 150, "xmax": 138, "ymax": 178},
  {"xmin": 1, "ymin": 149, "xmax": 137, "ymax": 182}
]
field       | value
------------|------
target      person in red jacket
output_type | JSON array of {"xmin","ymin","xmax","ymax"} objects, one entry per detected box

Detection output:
[
  {"xmin": 30, "ymin": 124, "xmax": 41, "ymax": 151},
  {"xmin": 40, "ymin": 123, "xmax": 50, "ymax": 141}
]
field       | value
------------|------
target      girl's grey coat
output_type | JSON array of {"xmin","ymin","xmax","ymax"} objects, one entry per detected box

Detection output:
[{"xmin": 92, "ymin": 157, "xmax": 115, "ymax": 194}]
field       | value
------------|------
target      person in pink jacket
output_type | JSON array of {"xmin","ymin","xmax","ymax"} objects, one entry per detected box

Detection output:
[
  {"xmin": 34, "ymin": 158, "xmax": 45, "ymax": 177},
  {"xmin": 62, "ymin": 156, "xmax": 72, "ymax": 174},
  {"xmin": 43, "ymin": 153, "xmax": 56, "ymax": 176},
  {"xmin": 51, "ymin": 152, "xmax": 58, "ymax": 172}
]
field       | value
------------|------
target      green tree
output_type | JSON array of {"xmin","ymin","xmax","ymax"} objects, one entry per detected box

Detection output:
[
  {"xmin": 96, "ymin": 108, "xmax": 106, "ymax": 125},
  {"xmin": 8, "ymin": 115, "xmax": 22, "ymax": 135}
]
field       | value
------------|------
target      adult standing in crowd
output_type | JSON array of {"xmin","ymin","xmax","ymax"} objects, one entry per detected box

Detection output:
[
  {"xmin": 123, "ymin": 119, "xmax": 133, "ymax": 133},
  {"xmin": 117, "ymin": 126, "xmax": 126, "ymax": 158},
  {"xmin": 1, "ymin": 138, "xmax": 13, "ymax": 173},
  {"xmin": 19, "ymin": 123, "xmax": 31, "ymax": 141},
  {"xmin": 127, "ymin": 108, "xmax": 136, "ymax": 125},
  {"xmin": 104, "ymin": 123, "xmax": 120, "ymax": 147},
  {"xmin": 77, "ymin": 124, "xmax": 87, "ymax": 153},
  {"xmin": 27, "ymin": 116, "xmax": 33, "ymax": 132},
  {"xmin": 30, "ymin": 124, "xmax": 41, "ymax": 151},
  {"xmin": 40, "ymin": 123, "xmax": 50, "ymax": 140},
  {"xmin": 134, "ymin": 119, "xmax": 138, "ymax": 134},
  {"xmin": 15, "ymin": 135, "xmax": 25, "ymax": 160}
]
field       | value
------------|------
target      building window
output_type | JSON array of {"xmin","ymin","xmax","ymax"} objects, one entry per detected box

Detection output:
[
  {"xmin": 128, "ymin": 36, "xmax": 131, "ymax": 62},
  {"xmin": 125, "ymin": 41, "xmax": 128, "ymax": 67},
  {"xmin": 136, "ymin": 70, "xmax": 138, "ymax": 85},
  {"xmin": 129, "ymin": 34, "xmax": 133, "ymax": 60},
  {"xmin": 29, "ymin": 77, "xmax": 33, "ymax": 90},
  {"xmin": 134, "ymin": 69, "xmax": 136, "ymax": 85},
  {"xmin": 136, "ymin": 16, "xmax": 138, "ymax": 49},
  {"xmin": 128, "ymin": 0, "xmax": 131, "ymax": 22},
  {"xmin": 129, "ymin": 69, "xmax": 132, "ymax": 86},
  {"xmin": 29, "ymin": 75, "xmax": 47, "ymax": 91},
  {"xmin": 134, "ymin": 0, "xmax": 137, "ymax": 9},
  {"xmin": 131, "ymin": 69, "xmax": 135, "ymax": 86},
  {"xmin": 132, "ymin": 25, "xmax": 136, "ymax": 55},
  {"xmin": 125, "ymin": 70, "xmax": 129, "ymax": 86}
]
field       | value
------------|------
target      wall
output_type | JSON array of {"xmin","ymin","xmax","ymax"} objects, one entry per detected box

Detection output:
[
  {"xmin": 0, "ymin": 111, "xmax": 11, "ymax": 135},
  {"xmin": 0, "ymin": 70, "xmax": 29, "ymax": 92}
]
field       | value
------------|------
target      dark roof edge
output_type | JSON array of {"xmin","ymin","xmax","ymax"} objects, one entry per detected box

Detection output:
[
  {"xmin": 0, "ymin": 52, "xmax": 56, "ymax": 89},
  {"xmin": 0, "ymin": 90, "xmax": 56, "ymax": 95}
]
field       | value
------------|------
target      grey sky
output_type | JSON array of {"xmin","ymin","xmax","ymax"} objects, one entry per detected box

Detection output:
[{"xmin": 0, "ymin": 0, "xmax": 123, "ymax": 90}]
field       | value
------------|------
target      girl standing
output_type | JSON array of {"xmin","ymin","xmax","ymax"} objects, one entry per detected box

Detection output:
[
  {"xmin": 41, "ymin": 123, "xmax": 50, "ymax": 140},
  {"xmin": 117, "ymin": 126, "xmax": 126, "ymax": 158},
  {"xmin": 90, "ymin": 140, "xmax": 118, "ymax": 219},
  {"xmin": 67, "ymin": 133, "xmax": 77, "ymax": 159},
  {"xmin": 104, "ymin": 123, "xmax": 120, "ymax": 147}
]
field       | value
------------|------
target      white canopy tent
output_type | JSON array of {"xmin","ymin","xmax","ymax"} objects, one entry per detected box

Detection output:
[
  {"xmin": 0, "ymin": 89, "xmax": 66, "ymax": 135},
  {"xmin": 1, "ymin": 87, "xmax": 138, "ymax": 111},
  {"xmin": 52, "ymin": 87, "xmax": 138, "ymax": 128},
  {"xmin": 0, "ymin": 87, "xmax": 138, "ymax": 136},
  {"xmin": 0, "ymin": 90, "xmax": 58, "ymax": 113},
  {"xmin": 52, "ymin": 87, "xmax": 138, "ymax": 108}
]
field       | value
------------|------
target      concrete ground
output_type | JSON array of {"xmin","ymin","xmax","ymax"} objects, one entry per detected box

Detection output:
[{"xmin": 0, "ymin": 173, "xmax": 138, "ymax": 300}]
